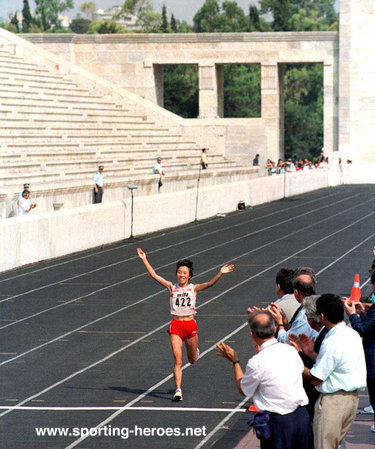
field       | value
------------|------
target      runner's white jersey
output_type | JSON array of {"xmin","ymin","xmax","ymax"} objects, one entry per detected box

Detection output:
[{"xmin": 170, "ymin": 283, "xmax": 197, "ymax": 316}]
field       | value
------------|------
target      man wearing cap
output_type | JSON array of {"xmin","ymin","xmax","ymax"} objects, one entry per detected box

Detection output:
[
  {"xmin": 17, "ymin": 183, "xmax": 30, "ymax": 206},
  {"xmin": 93, "ymin": 166, "xmax": 104, "ymax": 204},
  {"xmin": 153, "ymin": 157, "xmax": 164, "ymax": 191}
]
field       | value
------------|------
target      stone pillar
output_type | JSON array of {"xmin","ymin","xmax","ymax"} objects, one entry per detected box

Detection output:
[
  {"xmin": 261, "ymin": 63, "xmax": 282, "ymax": 163},
  {"xmin": 339, "ymin": 0, "xmax": 375, "ymax": 162},
  {"xmin": 199, "ymin": 63, "xmax": 219, "ymax": 118},
  {"xmin": 216, "ymin": 64, "xmax": 224, "ymax": 118},
  {"xmin": 323, "ymin": 62, "xmax": 338, "ymax": 154},
  {"xmin": 154, "ymin": 64, "xmax": 164, "ymax": 108}
]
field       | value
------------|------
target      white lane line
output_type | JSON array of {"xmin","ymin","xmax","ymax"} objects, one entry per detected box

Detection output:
[
  {"xmin": 0, "ymin": 193, "xmax": 365, "ymax": 310},
  {"xmin": 1, "ymin": 209, "xmax": 374, "ymax": 422},
  {"xmin": 1, "ymin": 197, "xmax": 373, "ymax": 366},
  {"xmin": 1, "ymin": 201, "xmax": 374, "ymax": 367},
  {"xmin": 0, "ymin": 190, "xmax": 342, "ymax": 284},
  {"xmin": 194, "ymin": 397, "xmax": 250, "ymax": 449},
  {"xmin": 0, "ymin": 406, "xmax": 247, "ymax": 413},
  {"xmin": 64, "ymin": 323, "xmax": 250, "ymax": 449},
  {"xmin": 361, "ymin": 278, "xmax": 371, "ymax": 288}
]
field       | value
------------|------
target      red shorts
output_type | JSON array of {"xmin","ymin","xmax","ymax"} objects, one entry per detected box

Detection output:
[{"xmin": 168, "ymin": 319, "xmax": 198, "ymax": 341}]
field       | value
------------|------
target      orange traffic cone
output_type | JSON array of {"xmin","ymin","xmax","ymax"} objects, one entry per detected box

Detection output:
[
  {"xmin": 350, "ymin": 273, "xmax": 361, "ymax": 303},
  {"xmin": 248, "ymin": 404, "xmax": 259, "ymax": 413}
]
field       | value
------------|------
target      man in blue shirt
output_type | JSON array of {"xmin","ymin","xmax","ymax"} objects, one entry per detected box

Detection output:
[
  {"xmin": 93, "ymin": 165, "xmax": 104, "ymax": 204},
  {"xmin": 269, "ymin": 273, "xmax": 318, "ymax": 343},
  {"xmin": 344, "ymin": 272, "xmax": 375, "ymax": 432}
]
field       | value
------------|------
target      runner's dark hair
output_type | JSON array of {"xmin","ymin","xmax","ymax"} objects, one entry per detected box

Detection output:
[{"xmin": 176, "ymin": 259, "xmax": 194, "ymax": 277}]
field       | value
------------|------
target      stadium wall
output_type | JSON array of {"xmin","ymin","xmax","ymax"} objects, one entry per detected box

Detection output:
[{"xmin": 0, "ymin": 170, "xmax": 330, "ymax": 272}]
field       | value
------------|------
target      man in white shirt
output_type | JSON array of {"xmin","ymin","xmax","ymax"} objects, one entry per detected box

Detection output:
[
  {"xmin": 18, "ymin": 190, "xmax": 37, "ymax": 216},
  {"xmin": 303, "ymin": 294, "xmax": 367, "ymax": 449},
  {"xmin": 153, "ymin": 157, "xmax": 164, "ymax": 191},
  {"xmin": 93, "ymin": 165, "xmax": 104, "ymax": 204},
  {"xmin": 216, "ymin": 311, "xmax": 311, "ymax": 449}
]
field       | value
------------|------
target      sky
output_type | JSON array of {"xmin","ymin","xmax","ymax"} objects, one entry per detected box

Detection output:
[{"xmin": 0, "ymin": 0, "xmax": 339, "ymax": 23}]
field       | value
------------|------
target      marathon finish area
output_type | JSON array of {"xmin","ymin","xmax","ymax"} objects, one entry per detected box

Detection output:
[{"xmin": 0, "ymin": 184, "xmax": 374, "ymax": 449}]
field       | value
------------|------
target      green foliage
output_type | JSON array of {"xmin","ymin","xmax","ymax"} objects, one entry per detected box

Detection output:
[
  {"xmin": 87, "ymin": 20, "xmax": 126, "ymax": 33},
  {"xmin": 34, "ymin": 0, "xmax": 74, "ymax": 31},
  {"xmin": 161, "ymin": 4, "xmax": 169, "ymax": 32},
  {"xmin": 193, "ymin": 0, "xmax": 220, "ymax": 32},
  {"xmin": 260, "ymin": 0, "xmax": 291, "ymax": 31},
  {"xmin": 284, "ymin": 64, "xmax": 323, "ymax": 159},
  {"xmin": 10, "ymin": 13, "xmax": 20, "ymax": 33},
  {"xmin": 22, "ymin": 0, "xmax": 33, "ymax": 32},
  {"xmin": 170, "ymin": 13, "xmax": 177, "ymax": 32},
  {"xmin": 163, "ymin": 65, "xmax": 199, "ymax": 118},
  {"xmin": 80, "ymin": 1, "xmax": 96, "ymax": 20},
  {"xmin": 224, "ymin": 64, "xmax": 261, "ymax": 117},
  {"xmin": 71, "ymin": 17, "xmax": 91, "ymax": 33}
]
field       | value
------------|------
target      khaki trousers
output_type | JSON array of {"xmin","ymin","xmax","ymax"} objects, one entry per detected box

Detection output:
[{"xmin": 313, "ymin": 390, "xmax": 358, "ymax": 449}]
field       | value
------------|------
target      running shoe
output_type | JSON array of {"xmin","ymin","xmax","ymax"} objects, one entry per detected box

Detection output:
[
  {"xmin": 371, "ymin": 425, "xmax": 375, "ymax": 433},
  {"xmin": 173, "ymin": 389, "xmax": 183, "ymax": 402},
  {"xmin": 364, "ymin": 405, "xmax": 374, "ymax": 414}
]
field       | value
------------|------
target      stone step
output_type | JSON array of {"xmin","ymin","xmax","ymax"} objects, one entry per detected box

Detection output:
[
  {"xmin": 0, "ymin": 88, "xmax": 104, "ymax": 100},
  {"xmin": 0, "ymin": 58, "xmax": 47, "ymax": 69},
  {"xmin": 0, "ymin": 64, "xmax": 51, "ymax": 74},
  {"xmin": 0, "ymin": 71, "xmax": 74, "ymax": 82},
  {"xmin": 0, "ymin": 171, "xmax": 61, "ymax": 187},
  {"xmin": 0, "ymin": 124, "xmax": 168, "ymax": 134},
  {"xmin": 0, "ymin": 134, "xmax": 190, "ymax": 144}
]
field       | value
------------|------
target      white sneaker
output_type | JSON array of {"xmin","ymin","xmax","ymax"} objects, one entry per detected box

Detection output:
[
  {"xmin": 364, "ymin": 405, "xmax": 374, "ymax": 414},
  {"xmin": 173, "ymin": 389, "xmax": 183, "ymax": 402},
  {"xmin": 371, "ymin": 425, "xmax": 375, "ymax": 433}
]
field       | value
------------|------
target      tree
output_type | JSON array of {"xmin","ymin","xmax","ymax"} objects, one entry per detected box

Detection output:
[
  {"xmin": 193, "ymin": 0, "xmax": 220, "ymax": 33},
  {"xmin": 34, "ymin": 0, "xmax": 74, "ymax": 31},
  {"xmin": 70, "ymin": 16, "xmax": 91, "ymax": 33},
  {"xmin": 22, "ymin": 0, "xmax": 33, "ymax": 32},
  {"xmin": 87, "ymin": 20, "xmax": 126, "ymax": 33},
  {"xmin": 224, "ymin": 64, "xmax": 261, "ymax": 117},
  {"xmin": 161, "ymin": 4, "xmax": 168, "ymax": 33},
  {"xmin": 163, "ymin": 65, "xmax": 199, "ymax": 118},
  {"xmin": 248, "ymin": 5, "xmax": 260, "ymax": 31},
  {"xmin": 170, "ymin": 13, "xmax": 177, "ymax": 32},
  {"xmin": 9, "ymin": 13, "xmax": 20, "ymax": 33},
  {"xmin": 80, "ymin": 1, "xmax": 96, "ymax": 21},
  {"xmin": 260, "ymin": 0, "xmax": 291, "ymax": 31}
]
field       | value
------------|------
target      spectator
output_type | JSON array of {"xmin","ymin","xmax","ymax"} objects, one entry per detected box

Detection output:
[
  {"xmin": 343, "ymin": 273, "xmax": 375, "ymax": 432},
  {"xmin": 18, "ymin": 190, "xmax": 37, "ymax": 216},
  {"xmin": 216, "ymin": 310, "xmax": 311, "ymax": 449},
  {"xmin": 17, "ymin": 183, "xmax": 30, "ymax": 206},
  {"xmin": 273, "ymin": 268, "xmax": 300, "ymax": 322},
  {"xmin": 93, "ymin": 165, "xmax": 104, "ymax": 204},
  {"xmin": 277, "ymin": 159, "xmax": 286, "ymax": 174},
  {"xmin": 252, "ymin": 154, "xmax": 260, "ymax": 167},
  {"xmin": 201, "ymin": 148, "xmax": 208, "ymax": 170},
  {"xmin": 153, "ymin": 157, "xmax": 164, "ymax": 192},
  {"xmin": 291, "ymin": 295, "xmax": 329, "ymax": 421},
  {"xmin": 286, "ymin": 159, "xmax": 296, "ymax": 173},
  {"xmin": 268, "ymin": 273, "xmax": 318, "ymax": 343},
  {"xmin": 303, "ymin": 294, "xmax": 367, "ymax": 449}
]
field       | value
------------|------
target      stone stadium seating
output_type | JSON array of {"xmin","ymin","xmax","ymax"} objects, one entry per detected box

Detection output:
[{"xmin": 0, "ymin": 33, "xmax": 256, "ymax": 218}]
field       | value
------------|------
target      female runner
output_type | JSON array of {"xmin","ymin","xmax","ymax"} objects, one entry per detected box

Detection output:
[{"xmin": 137, "ymin": 248, "xmax": 234, "ymax": 401}]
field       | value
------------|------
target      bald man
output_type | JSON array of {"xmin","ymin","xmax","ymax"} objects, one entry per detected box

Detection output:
[
  {"xmin": 216, "ymin": 310, "xmax": 311, "ymax": 449},
  {"xmin": 269, "ymin": 273, "xmax": 318, "ymax": 343}
]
